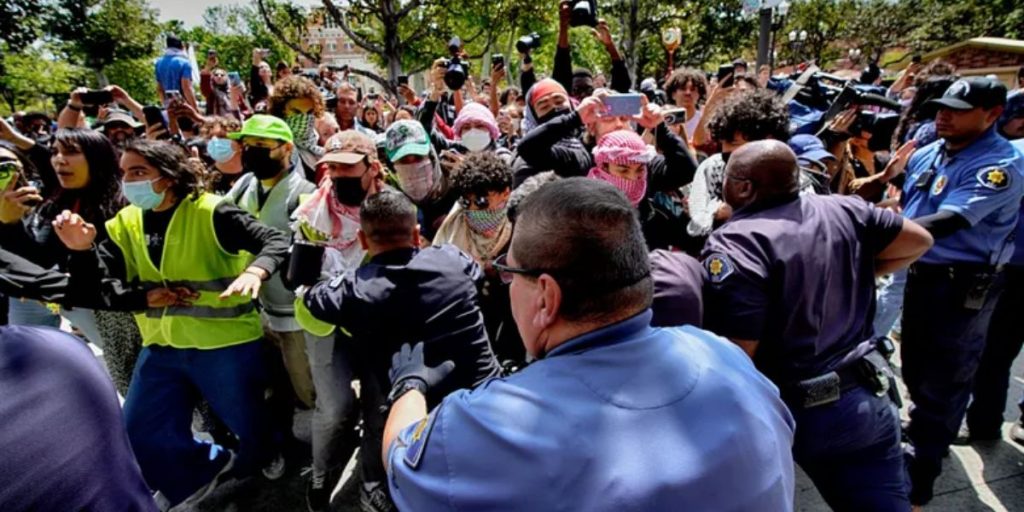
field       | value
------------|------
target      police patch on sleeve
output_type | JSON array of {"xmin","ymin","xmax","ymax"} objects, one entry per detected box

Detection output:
[
  {"xmin": 704, "ymin": 253, "xmax": 735, "ymax": 284},
  {"xmin": 977, "ymin": 167, "xmax": 1011, "ymax": 190},
  {"xmin": 404, "ymin": 410, "xmax": 439, "ymax": 470}
]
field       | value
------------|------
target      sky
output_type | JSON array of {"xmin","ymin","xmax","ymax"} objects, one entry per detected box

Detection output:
[{"xmin": 150, "ymin": 0, "xmax": 318, "ymax": 28}]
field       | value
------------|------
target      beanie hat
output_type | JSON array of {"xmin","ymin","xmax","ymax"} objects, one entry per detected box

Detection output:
[
  {"xmin": 453, "ymin": 102, "xmax": 500, "ymax": 140},
  {"xmin": 593, "ymin": 130, "xmax": 656, "ymax": 167}
]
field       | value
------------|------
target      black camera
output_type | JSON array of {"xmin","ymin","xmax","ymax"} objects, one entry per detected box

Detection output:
[
  {"xmin": 516, "ymin": 32, "xmax": 541, "ymax": 54},
  {"xmin": 444, "ymin": 37, "xmax": 468, "ymax": 90},
  {"xmin": 570, "ymin": 0, "xmax": 598, "ymax": 27}
]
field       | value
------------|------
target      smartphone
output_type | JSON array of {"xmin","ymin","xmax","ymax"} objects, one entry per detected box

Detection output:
[
  {"xmin": 0, "ymin": 161, "xmax": 17, "ymax": 191},
  {"xmin": 491, "ymin": 54, "xmax": 505, "ymax": 69},
  {"xmin": 397, "ymin": 75, "xmax": 409, "ymax": 86},
  {"xmin": 602, "ymin": 93, "xmax": 644, "ymax": 117},
  {"xmin": 663, "ymin": 108, "xmax": 688, "ymax": 126},
  {"xmin": 163, "ymin": 90, "xmax": 182, "ymax": 104},
  {"xmin": 717, "ymin": 64, "xmax": 735, "ymax": 88},
  {"xmin": 80, "ymin": 89, "xmax": 114, "ymax": 106},
  {"xmin": 228, "ymin": 71, "xmax": 242, "ymax": 87},
  {"xmin": 142, "ymin": 106, "xmax": 169, "ymax": 140}
]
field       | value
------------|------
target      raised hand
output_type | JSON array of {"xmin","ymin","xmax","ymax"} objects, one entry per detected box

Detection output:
[{"xmin": 52, "ymin": 210, "xmax": 97, "ymax": 250}]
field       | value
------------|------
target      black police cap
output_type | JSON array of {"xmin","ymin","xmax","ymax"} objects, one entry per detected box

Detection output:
[{"xmin": 927, "ymin": 77, "xmax": 1008, "ymax": 111}]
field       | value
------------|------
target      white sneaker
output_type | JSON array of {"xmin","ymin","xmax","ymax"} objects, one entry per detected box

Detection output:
[{"xmin": 262, "ymin": 453, "xmax": 287, "ymax": 480}]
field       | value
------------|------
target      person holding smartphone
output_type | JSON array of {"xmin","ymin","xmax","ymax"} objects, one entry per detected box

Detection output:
[
  {"xmin": 200, "ymin": 52, "xmax": 243, "ymax": 121},
  {"xmin": 154, "ymin": 35, "xmax": 198, "ymax": 110}
]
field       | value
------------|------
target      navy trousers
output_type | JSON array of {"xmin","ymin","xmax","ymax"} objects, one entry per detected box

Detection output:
[
  {"xmin": 967, "ymin": 265, "xmax": 1024, "ymax": 434},
  {"xmin": 901, "ymin": 265, "xmax": 1003, "ymax": 505},
  {"xmin": 123, "ymin": 342, "xmax": 273, "ymax": 505}
]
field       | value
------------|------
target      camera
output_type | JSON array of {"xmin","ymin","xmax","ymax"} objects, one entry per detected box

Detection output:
[
  {"xmin": 516, "ymin": 32, "xmax": 541, "ymax": 54},
  {"xmin": 570, "ymin": 0, "xmax": 598, "ymax": 28},
  {"xmin": 492, "ymin": 54, "xmax": 505, "ymax": 69},
  {"xmin": 444, "ymin": 36, "xmax": 468, "ymax": 91}
]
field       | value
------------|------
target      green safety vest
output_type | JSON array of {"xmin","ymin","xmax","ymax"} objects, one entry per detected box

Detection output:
[{"xmin": 105, "ymin": 193, "xmax": 263, "ymax": 350}]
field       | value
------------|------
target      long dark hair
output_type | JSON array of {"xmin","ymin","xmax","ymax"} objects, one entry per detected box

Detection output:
[
  {"xmin": 123, "ymin": 139, "xmax": 205, "ymax": 201},
  {"xmin": 891, "ymin": 75, "xmax": 957, "ymax": 150},
  {"xmin": 40, "ymin": 129, "xmax": 124, "ymax": 224}
]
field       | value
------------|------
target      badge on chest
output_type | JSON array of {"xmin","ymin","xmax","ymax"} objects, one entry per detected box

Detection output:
[{"xmin": 930, "ymin": 174, "xmax": 948, "ymax": 196}]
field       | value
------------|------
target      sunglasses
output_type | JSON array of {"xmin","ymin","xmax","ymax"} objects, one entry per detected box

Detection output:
[
  {"xmin": 492, "ymin": 253, "xmax": 558, "ymax": 285},
  {"xmin": 459, "ymin": 196, "xmax": 505, "ymax": 210}
]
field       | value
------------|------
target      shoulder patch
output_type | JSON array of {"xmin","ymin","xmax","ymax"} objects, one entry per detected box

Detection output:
[
  {"xmin": 704, "ymin": 253, "xmax": 735, "ymax": 284},
  {"xmin": 931, "ymin": 174, "xmax": 948, "ymax": 195},
  {"xmin": 977, "ymin": 167, "xmax": 1010, "ymax": 190},
  {"xmin": 403, "ymin": 410, "xmax": 439, "ymax": 470}
]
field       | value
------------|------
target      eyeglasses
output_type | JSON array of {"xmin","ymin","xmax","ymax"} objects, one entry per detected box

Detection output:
[{"xmin": 492, "ymin": 253, "xmax": 557, "ymax": 285}]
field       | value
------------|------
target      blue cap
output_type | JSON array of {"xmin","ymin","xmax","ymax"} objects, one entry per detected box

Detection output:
[{"xmin": 788, "ymin": 134, "xmax": 835, "ymax": 167}]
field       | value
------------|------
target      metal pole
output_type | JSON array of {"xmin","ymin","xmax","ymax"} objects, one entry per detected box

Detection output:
[{"xmin": 756, "ymin": 8, "xmax": 772, "ymax": 69}]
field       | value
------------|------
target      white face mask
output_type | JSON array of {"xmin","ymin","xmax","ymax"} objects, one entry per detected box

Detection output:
[
  {"xmin": 461, "ymin": 128, "xmax": 492, "ymax": 153},
  {"xmin": 394, "ymin": 159, "xmax": 436, "ymax": 202}
]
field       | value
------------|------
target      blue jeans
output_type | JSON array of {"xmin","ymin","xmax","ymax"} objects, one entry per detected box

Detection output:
[
  {"xmin": 791, "ymin": 388, "xmax": 909, "ymax": 511},
  {"xmin": 7, "ymin": 297, "xmax": 60, "ymax": 328},
  {"xmin": 124, "ymin": 342, "xmax": 273, "ymax": 505},
  {"xmin": 61, "ymin": 307, "xmax": 104, "ymax": 349},
  {"xmin": 873, "ymin": 270, "xmax": 907, "ymax": 338}
]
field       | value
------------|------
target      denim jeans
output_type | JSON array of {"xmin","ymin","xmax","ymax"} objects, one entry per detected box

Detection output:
[
  {"xmin": 7, "ymin": 297, "xmax": 60, "ymax": 329},
  {"xmin": 873, "ymin": 270, "xmax": 907, "ymax": 338},
  {"xmin": 123, "ymin": 342, "xmax": 273, "ymax": 505},
  {"xmin": 306, "ymin": 331, "xmax": 359, "ymax": 474}
]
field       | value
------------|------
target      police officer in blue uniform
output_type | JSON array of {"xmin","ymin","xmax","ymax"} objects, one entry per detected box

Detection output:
[
  {"xmin": 882, "ymin": 77, "xmax": 1024, "ymax": 507},
  {"xmin": 380, "ymin": 179, "xmax": 797, "ymax": 511},
  {"xmin": 701, "ymin": 140, "xmax": 933, "ymax": 511}
]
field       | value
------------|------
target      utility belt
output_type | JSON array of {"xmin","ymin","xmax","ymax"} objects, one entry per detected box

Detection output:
[
  {"xmin": 909, "ymin": 262, "xmax": 1000, "ymax": 311},
  {"xmin": 782, "ymin": 337, "xmax": 901, "ymax": 409}
]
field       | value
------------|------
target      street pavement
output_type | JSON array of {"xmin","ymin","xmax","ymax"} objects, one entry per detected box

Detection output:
[{"xmin": 91, "ymin": 340, "xmax": 1023, "ymax": 512}]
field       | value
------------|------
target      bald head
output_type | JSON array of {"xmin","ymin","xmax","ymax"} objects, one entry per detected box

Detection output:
[{"xmin": 723, "ymin": 140, "xmax": 801, "ymax": 210}]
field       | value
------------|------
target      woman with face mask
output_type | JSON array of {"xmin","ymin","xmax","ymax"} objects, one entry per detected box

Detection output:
[
  {"xmin": 417, "ymin": 88, "xmax": 514, "ymax": 164},
  {"xmin": 51, "ymin": 138, "xmax": 290, "ymax": 508},
  {"xmin": 200, "ymin": 116, "xmax": 244, "ymax": 194},
  {"xmin": 268, "ymin": 76, "xmax": 327, "ymax": 183},
  {"xmin": 432, "ymin": 151, "xmax": 522, "ymax": 367},
  {"xmin": 0, "ymin": 129, "xmax": 127, "ymax": 349}
]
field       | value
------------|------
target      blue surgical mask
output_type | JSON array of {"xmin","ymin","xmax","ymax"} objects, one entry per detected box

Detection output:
[
  {"xmin": 207, "ymin": 137, "xmax": 236, "ymax": 163},
  {"xmin": 122, "ymin": 178, "xmax": 166, "ymax": 210}
]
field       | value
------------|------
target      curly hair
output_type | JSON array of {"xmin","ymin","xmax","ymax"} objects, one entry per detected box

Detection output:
[
  {"xmin": 199, "ymin": 116, "xmax": 242, "ymax": 138},
  {"xmin": 913, "ymin": 60, "xmax": 957, "ymax": 87},
  {"xmin": 664, "ymin": 68, "xmax": 708, "ymax": 105},
  {"xmin": 707, "ymin": 89, "xmax": 790, "ymax": 143},
  {"xmin": 451, "ymin": 152, "xmax": 513, "ymax": 200},
  {"xmin": 123, "ymin": 139, "xmax": 205, "ymax": 201},
  {"xmin": 268, "ymin": 76, "xmax": 325, "ymax": 119},
  {"xmin": 892, "ymin": 75, "xmax": 957, "ymax": 149},
  {"xmin": 40, "ymin": 129, "xmax": 125, "ymax": 225}
]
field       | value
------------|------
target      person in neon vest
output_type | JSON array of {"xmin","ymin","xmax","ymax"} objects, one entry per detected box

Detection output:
[{"xmin": 53, "ymin": 138, "xmax": 290, "ymax": 509}]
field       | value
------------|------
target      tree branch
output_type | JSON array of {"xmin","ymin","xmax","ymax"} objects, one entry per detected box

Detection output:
[
  {"xmin": 396, "ymin": 0, "xmax": 425, "ymax": 19},
  {"xmin": 256, "ymin": 0, "xmax": 320, "ymax": 63},
  {"xmin": 322, "ymin": 0, "xmax": 387, "ymax": 56},
  {"xmin": 348, "ymin": 67, "xmax": 396, "ymax": 97}
]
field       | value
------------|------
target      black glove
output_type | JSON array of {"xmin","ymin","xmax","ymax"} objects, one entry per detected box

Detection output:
[{"xmin": 387, "ymin": 342, "xmax": 455, "ymax": 404}]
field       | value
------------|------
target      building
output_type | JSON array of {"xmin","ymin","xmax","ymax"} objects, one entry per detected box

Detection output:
[
  {"xmin": 303, "ymin": 7, "xmax": 381, "ymax": 92},
  {"xmin": 920, "ymin": 37, "xmax": 1024, "ymax": 87}
]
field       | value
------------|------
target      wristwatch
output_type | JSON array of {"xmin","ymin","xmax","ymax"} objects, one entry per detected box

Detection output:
[{"xmin": 387, "ymin": 378, "xmax": 428, "ymax": 406}]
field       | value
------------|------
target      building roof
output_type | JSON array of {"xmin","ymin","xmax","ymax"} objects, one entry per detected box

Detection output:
[{"xmin": 923, "ymin": 37, "xmax": 1024, "ymax": 61}]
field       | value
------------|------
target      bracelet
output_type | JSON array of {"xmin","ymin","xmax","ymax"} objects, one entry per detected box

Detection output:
[{"xmin": 66, "ymin": 102, "xmax": 82, "ymax": 112}]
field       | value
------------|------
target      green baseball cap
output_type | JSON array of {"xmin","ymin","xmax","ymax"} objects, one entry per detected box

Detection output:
[
  {"xmin": 384, "ymin": 120, "xmax": 431, "ymax": 162},
  {"xmin": 228, "ymin": 114, "xmax": 294, "ymax": 143}
]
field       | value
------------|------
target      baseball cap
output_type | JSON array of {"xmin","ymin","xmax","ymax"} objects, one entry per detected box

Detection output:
[
  {"xmin": 99, "ymin": 109, "xmax": 142, "ymax": 131},
  {"xmin": 228, "ymin": 114, "xmax": 294, "ymax": 143},
  {"xmin": 384, "ymin": 120, "xmax": 430, "ymax": 162},
  {"xmin": 788, "ymin": 134, "xmax": 835, "ymax": 167},
  {"xmin": 317, "ymin": 130, "xmax": 377, "ymax": 166},
  {"xmin": 926, "ymin": 77, "xmax": 1008, "ymax": 111}
]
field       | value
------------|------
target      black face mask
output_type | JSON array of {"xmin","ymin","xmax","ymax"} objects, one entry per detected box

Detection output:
[
  {"xmin": 536, "ymin": 106, "xmax": 570, "ymax": 126},
  {"xmin": 332, "ymin": 176, "xmax": 367, "ymax": 207},
  {"xmin": 242, "ymin": 146, "xmax": 286, "ymax": 180}
]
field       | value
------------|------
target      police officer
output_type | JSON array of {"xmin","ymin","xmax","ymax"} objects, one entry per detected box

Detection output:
[
  {"xmin": 381, "ymin": 178, "xmax": 796, "ymax": 511},
  {"xmin": 870, "ymin": 76, "xmax": 1024, "ymax": 507},
  {"xmin": 702, "ymin": 140, "xmax": 933, "ymax": 510}
]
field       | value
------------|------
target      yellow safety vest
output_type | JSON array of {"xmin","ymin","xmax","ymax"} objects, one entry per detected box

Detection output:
[{"xmin": 105, "ymin": 193, "xmax": 263, "ymax": 349}]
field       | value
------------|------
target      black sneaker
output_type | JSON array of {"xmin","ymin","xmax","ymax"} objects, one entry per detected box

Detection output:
[
  {"xmin": 306, "ymin": 470, "xmax": 330, "ymax": 512},
  {"xmin": 359, "ymin": 481, "xmax": 396, "ymax": 512}
]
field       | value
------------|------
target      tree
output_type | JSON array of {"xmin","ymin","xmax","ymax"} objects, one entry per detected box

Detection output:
[
  {"xmin": 47, "ymin": 0, "xmax": 162, "ymax": 86},
  {"xmin": 778, "ymin": 0, "xmax": 854, "ymax": 67},
  {"xmin": 0, "ymin": 47, "xmax": 87, "ymax": 113},
  {"xmin": 0, "ymin": 0, "xmax": 52, "ymax": 113}
]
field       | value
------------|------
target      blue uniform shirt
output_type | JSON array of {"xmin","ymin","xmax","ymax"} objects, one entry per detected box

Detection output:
[
  {"xmin": 1009, "ymin": 139, "xmax": 1024, "ymax": 266},
  {"xmin": 902, "ymin": 126, "xmax": 1024, "ymax": 265},
  {"xmin": 387, "ymin": 311, "xmax": 796, "ymax": 511}
]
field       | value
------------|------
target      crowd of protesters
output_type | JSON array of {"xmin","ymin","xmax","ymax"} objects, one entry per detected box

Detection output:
[{"xmin": 2, "ymin": 1, "xmax": 1024, "ymax": 511}]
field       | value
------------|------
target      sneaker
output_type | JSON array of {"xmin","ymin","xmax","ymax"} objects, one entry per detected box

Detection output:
[
  {"xmin": 305, "ymin": 468, "xmax": 329, "ymax": 512},
  {"xmin": 263, "ymin": 453, "xmax": 287, "ymax": 480},
  {"xmin": 953, "ymin": 423, "xmax": 1001, "ymax": 445},
  {"xmin": 182, "ymin": 449, "xmax": 236, "ymax": 507},
  {"xmin": 359, "ymin": 481, "xmax": 397, "ymax": 512},
  {"xmin": 1010, "ymin": 422, "xmax": 1024, "ymax": 446}
]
